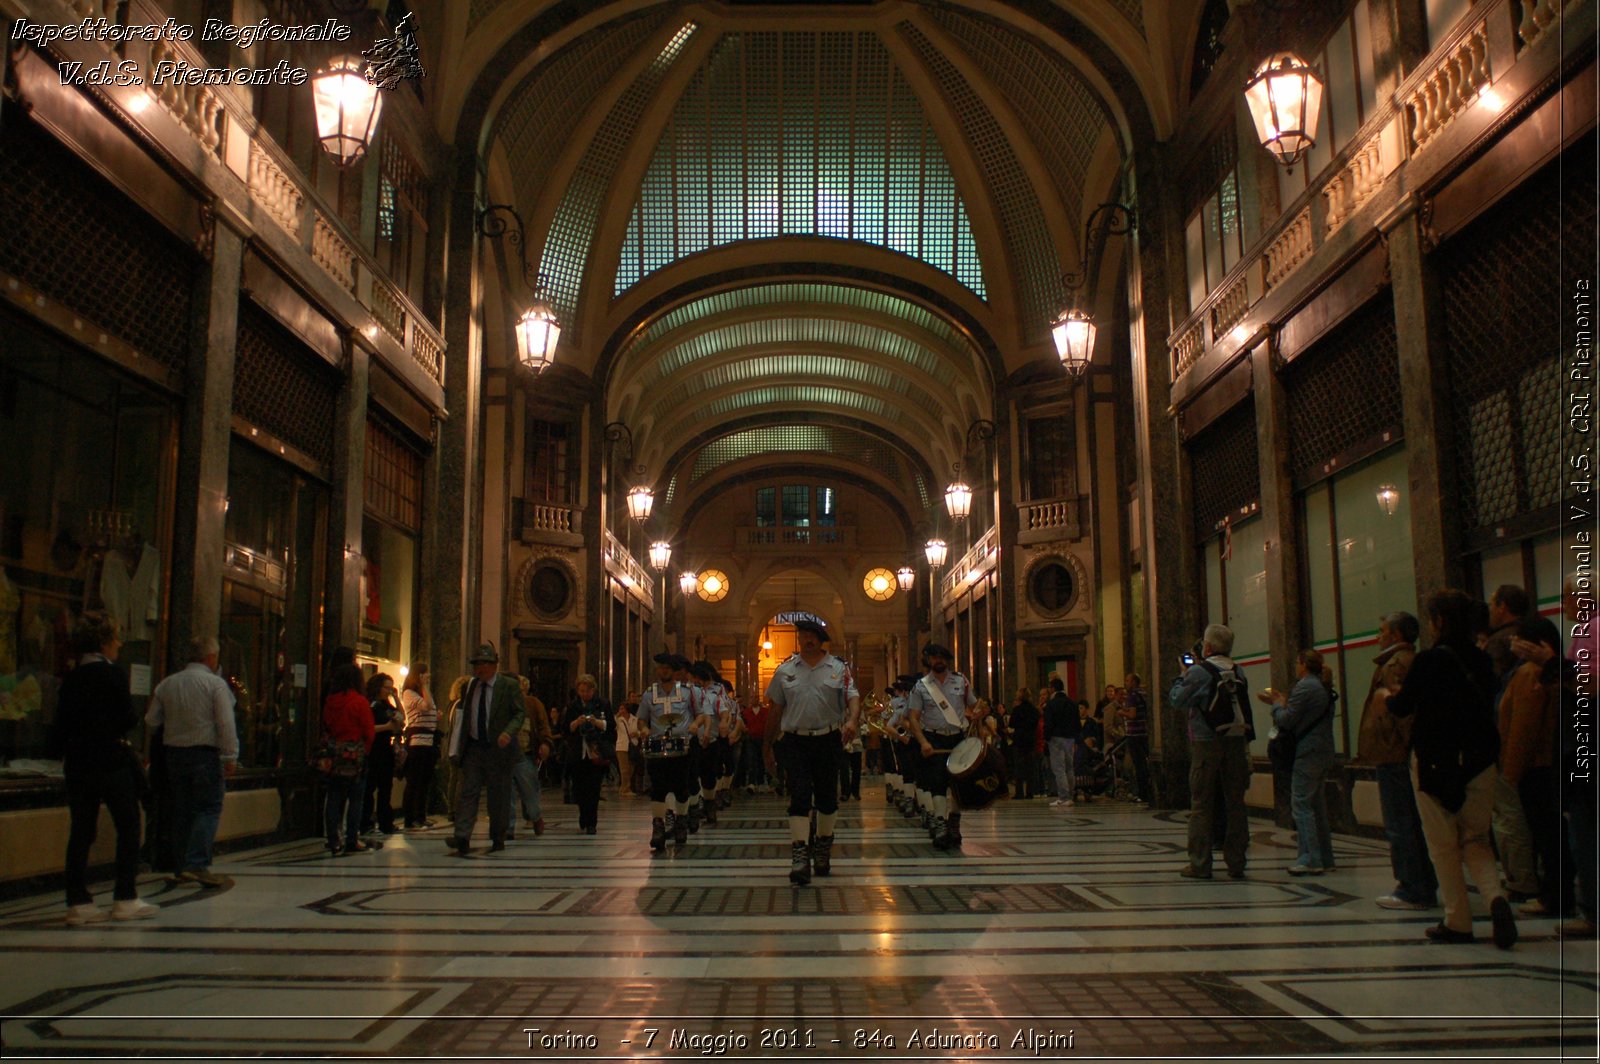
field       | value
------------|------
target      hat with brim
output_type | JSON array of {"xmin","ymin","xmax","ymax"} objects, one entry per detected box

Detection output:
[
  {"xmin": 469, "ymin": 642, "xmax": 499, "ymax": 664},
  {"xmin": 690, "ymin": 660, "xmax": 715, "ymax": 681},
  {"xmin": 794, "ymin": 618, "xmax": 830, "ymax": 642},
  {"xmin": 653, "ymin": 652, "xmax": 678, "ymax": 667},
  {"xmin": 923, "ymin": 643, "xmax": 953, "ymax": 661}
]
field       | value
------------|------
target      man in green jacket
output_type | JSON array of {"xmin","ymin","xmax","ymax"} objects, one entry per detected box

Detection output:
[{"xmin": 445, "ymin": 642, "xmax": 527, "ymax": 855}]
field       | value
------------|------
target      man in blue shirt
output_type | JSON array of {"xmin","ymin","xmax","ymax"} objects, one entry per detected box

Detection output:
[{"xmin": 1168, "ymin": 624, "xmax": 1255, "ymax": 879}]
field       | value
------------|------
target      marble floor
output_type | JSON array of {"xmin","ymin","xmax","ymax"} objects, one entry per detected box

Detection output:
[{"xmin": 0, "ymin": 783, "xmax": 1595, "ymax": 1061}]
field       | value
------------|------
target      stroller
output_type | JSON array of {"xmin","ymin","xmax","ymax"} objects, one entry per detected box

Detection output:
[{"xmin": 1077, "ymin": 736, "xmax": 1138, "ymax": 802}]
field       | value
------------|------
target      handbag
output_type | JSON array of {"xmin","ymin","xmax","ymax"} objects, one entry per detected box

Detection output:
[{"xmin": 316, "ymin": 737, "xmax": 366, "ymax": 779}]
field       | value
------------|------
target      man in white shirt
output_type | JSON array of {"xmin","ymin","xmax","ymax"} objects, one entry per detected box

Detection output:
[{"xmin": 146, "ymin": 636, "xmax": 238, "ymax": 888}]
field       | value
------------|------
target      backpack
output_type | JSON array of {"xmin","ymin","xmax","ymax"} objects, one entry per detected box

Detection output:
[{"xmin": 1196, "ymin": 660, "xmax": 1248, "ymax": 733}]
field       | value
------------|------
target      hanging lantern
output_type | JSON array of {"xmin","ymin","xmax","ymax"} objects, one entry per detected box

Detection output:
[
  {"xmin": 513, "ymin": 300, "xmax": 561, "ymax": 375},
  {"xmin": 648, "ymin": 541, "xmax": 672, "ymax": 571},
  {"xmin": 678, "ymin": 571, "xmax": 699, "ymax": 596},
  {"xmin": 1375, "ymin": 484, "xmax": 1401, "ymax": 517},
  {"xmin": 1050, "ymin": 308, "xmax": 1096, "ymax": 378},
  {"xmin": 625, "ymin": 484, "xmax": 654, "ymax": 522},
  {"xmin": 1244, "ymin": 52, "xmax": 1324, "ymax": 167},
  {"xmin": 944, "ymin": 481, "xmax": 974, "ymax": 520},
  {"xmin": 924, "ymin": 539, "xmax": 948, "ymax": 569},
  {"xmin": 311, "ymin": 56, "xmax": 383, "ymax": 166},
  {"xmin": 896, "ymin": 566, "xmax": 915, "ymax": 591}
]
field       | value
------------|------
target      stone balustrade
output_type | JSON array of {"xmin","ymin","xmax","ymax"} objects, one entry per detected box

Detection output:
[
  {"xmin": 248, "ymin": 141, "xmax": 305, "ymax": 237},
  {"xmin": 1019, "ymin": 496, "xmax": 1086, "ymax": 542},
  {"xmin": 941, "ymin": 526, "xmax": 998, "ymax": 602},
  {"xmin": 527, "ymin": 504, "xmax": 575, "ymax": 533},
  {"xmin": 1171, "ymin": 318, "xmax": 1205, "ymax": 380},
  {"xmin": 312, "ymin": 213, "xmax": 357, "ymax": 293},
  {"xmin": 737, "ymin": 526, "xmax": 856, "ymax": 549},
  {"xmin": 1323, "ymin": 132, "xmax": 1386, "ymax": 237},
  {"xmin": 146, "ymin": 38, "xmax": 225, "ymax": 156},
  {"xmin": 1405, "ymin": 19, "xmax": 1491, "ymax": 152},
  {"xmin": 604, "ymin": 529, "xmax": 654, "ymax": 608},
  {"xmin": 1265, "ymin": 206, "xmax": 1314, "ymax": 290},
  {"xmin": 1209, "ymin": 271, "xmax": 1251, "ymax": 340},
  {"xmin": 1518, "ymin": 0, "xmax": 1575, "ymax": 48},
  {"xmin": 371, "ymin": 278, "xmax": 408, "ymax": 345}
]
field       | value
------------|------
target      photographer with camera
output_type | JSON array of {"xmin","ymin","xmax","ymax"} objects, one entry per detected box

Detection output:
[
  {"xmin": 561, "ymin": 675, "xmax": 616, "ymax": 836},
  {"xmin": 1169, "ymin": 624, "xmax": 1255, "ymax": 879}
]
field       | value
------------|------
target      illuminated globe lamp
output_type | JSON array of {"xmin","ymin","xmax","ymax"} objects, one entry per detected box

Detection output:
[
  {"xmin": 924, "ymin": 538, "xmax": 948, "ymax": 569},
  {"xmin": 944, "ymin": 480, "xmax": 973, "ymax": 521},
  {"xmin": 896, "ymin": 566, "xmax": 915, "ymax": 591},
  {"xmin": 1050, "ymin": 307, "xmax": 1095, "ymax": 378},
  {"xmin": 513, "ymin": 299, "xmax": 561, "ymax": 376},
  {"xmin": 1375, "ymin": 484, "xmax": 1401, "ymax": 517},
  {"xmin": 1244, "ymin": 52, "xmax": 1324, "ymax": 168},
  {"xmin": 625, "ymin": 484, "xmax": 654, "ymax": 523},
  {"xmin": 648, "ymin": 541, "xmax": 672, "ymax": 572},
  {"xmin": 863, "ymin": 568, "xmax": 896, "ymax": 602},
  {"xmin": 678, "ymin": 571, "xmax": 699, "ymax": 596},
  {"xmin": 311, "ymin": 55, "xmax": 383, "ymax": 165}
]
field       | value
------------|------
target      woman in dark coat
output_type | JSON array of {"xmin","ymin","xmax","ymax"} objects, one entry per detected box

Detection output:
[
  {"xmin": 56, "ymin": 614, "xmax": 155, "ymax": 923},
  {"xmin": 1382, "ymin": 588, "xmax": 1513, "ymax": 948},
  {"xmin": 560, "ymin": 674, "xmax": 616, "ymax": 834}
]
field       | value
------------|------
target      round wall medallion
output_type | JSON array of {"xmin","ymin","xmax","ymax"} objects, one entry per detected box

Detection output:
[
  {"xmin": 1026, "ymin": 553, "xmax": 1085, "ymax": 616},
  {"xmin": 524, "ymin": 560, "xmax": 576, "ymax": 620}
]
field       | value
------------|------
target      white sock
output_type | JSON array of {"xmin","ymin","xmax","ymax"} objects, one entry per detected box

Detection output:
[
  {"xmin": 817, "ymin": 812, "xmax": 837, "ymax": 837},
  {"xmin": 790, "ymin": 816, "xmax": 811, "ymax": 844}
]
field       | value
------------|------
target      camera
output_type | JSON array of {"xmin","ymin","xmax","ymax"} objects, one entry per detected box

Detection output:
[{"xmin": 1180, "ymin": 651, "xmax": 1196, "ymax": 669}]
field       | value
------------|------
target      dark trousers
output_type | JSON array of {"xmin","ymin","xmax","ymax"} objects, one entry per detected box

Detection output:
[
  {"xmin": 918, "ymin": 732, "xmax": 962, "ymax": 795},
  {"xmin": 1187, "ymin": 737, "xmax": 1250, "ymax": 875},
  {"xmin": 64, "ymin": 762, "xmax": 142, "ymax": 905},
  {"xmin": 699, "ymin": 739, "xmax": 723, "ymax": 791},
  {"xmin": 571, "ymin": 759, "xmax": 605, "ymax": 829},
  {"xmin": 166, "ymin": 745, "xmax": 224, "ymax": 874},
  {"xmin": 453, "ymin": 741, "xmax": 513, "ymax": 844},
  {"xmin": 324, "ymin": 771, "xmax": 365, "ymax": 849},
  {"xmin": 647, "ymin": 754, "xmax": 693, "ymax": 803},
  {"xmin": 838, "ymin": 747, "xmax": 862, "ymax": 798},
  {"xmin": 1520, "ymin": 766, "xmax": 1573, "ymax": 914},
  {"xmin": 1125, "ymin": 735, "xmax": 1152, "ymax": 801},
  {"xmin": 402, "ymin": 745, "xmax": 439, "ymax": 826},
  {"xmin": 1013, "ymin": 748, "xmax": 1041, "ymax": 798},
  {"xmin": 781, "ymin": 733, "xmax": 841, "ymax": 817},
  {"xmin": 362, "ymin": 745, "xmax": 396, "ymax": 833},
  {"xmin": 737, "ymin": 737, "xmax": 766, "ymax": 786}
]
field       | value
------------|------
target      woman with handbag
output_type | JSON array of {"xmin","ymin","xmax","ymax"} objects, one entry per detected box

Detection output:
[
  {"xmin": 56, "ymin": 614, "xmax": 156, "ymax": 924},
  {"xmin": 322, "ymin": 663, "xmax": 375, "ymax": 854},
  {"xmin": 399, "ymin": 664, "xmax": 439, "ymax": 830},
  {"xmin": 561, "ymin": 675, "xmax": 615, "ymax": 835},
  {"xmin": 1269, "ymin": 650, "xmax": 1337, "ymax": 876}
]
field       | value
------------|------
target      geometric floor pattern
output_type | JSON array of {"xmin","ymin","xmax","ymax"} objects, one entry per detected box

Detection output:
[{"xmin": 0, "ymin": 782, "xmax": 1595, "ymax": 1060}]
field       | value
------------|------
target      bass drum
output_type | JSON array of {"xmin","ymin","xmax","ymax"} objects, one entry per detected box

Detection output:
[{"xmin": 946, "ymin": 737, "xmax": 1006, "ymax": 810}]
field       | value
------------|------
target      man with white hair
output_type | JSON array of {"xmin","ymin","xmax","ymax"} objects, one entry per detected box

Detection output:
[
  {"xmin": 1168, "ymin": 623, "xmax": 1255, "ymax": 880},
  {"xmin": 146, "ymin": 636, "xmax": 238, "ymax": 888}
]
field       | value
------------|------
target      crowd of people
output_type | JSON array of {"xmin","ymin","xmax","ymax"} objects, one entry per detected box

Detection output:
[{"xmin": 49, "ymin": 573, "xmax": 1595, "ymax": 951}]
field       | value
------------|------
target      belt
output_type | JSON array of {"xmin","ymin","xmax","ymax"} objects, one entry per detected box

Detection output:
[
  {"xmin": 927, "ymin": 730, "xmax": 961, "ymax": 737},
  {"xmin": 790, "ymin": 726, "xmax": 840, "ymax": 737}
]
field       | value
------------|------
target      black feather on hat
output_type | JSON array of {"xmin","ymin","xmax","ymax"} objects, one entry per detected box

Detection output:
[{"xmin": 793, "ymin": 617, "xmax": 830, "ymax": 642}]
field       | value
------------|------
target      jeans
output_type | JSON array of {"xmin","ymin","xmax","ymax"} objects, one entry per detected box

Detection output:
[
  {"xmin": 166, "ymin": 745, "xmax": 224, "ymax": 873},
  {"xmin": 455, "ymin": 741, "xmax": 512, "ymax": 844},
  {"xmin": 1289, "ymin": 748, "xmax": 1335, "ymax": 869},
  {"xmin": 64, "ymin": 761, "xmax": 142, "ymax": 904},
  {"xmin": 1519, "ymin": 767, "xmax": 1572, "ymax": 914},
  {"xmin": 1047, "ymin": 737, "xmax": 1076, "ymax": 800},
  {"xmin": 1376, "ymin": 760, "xmax": 1438, "ymax": 902},
  {"xmin": 324, "ymin": 771, "xmax": 365, "ymax": 850},
  {"xmin": 739, "ymin": 737, "xmax": 767, "ymax": 787},
  {"xmin": 1187, "ymin": 737, "xmax": 1250, "ymax": 875},
  {"xmin": 1125, "ymin": 735, "xmax": 1152, "ymax": 801},
  {"xmin": 508, "ymin": 754, "xmax": 541, "ymax": 824}
]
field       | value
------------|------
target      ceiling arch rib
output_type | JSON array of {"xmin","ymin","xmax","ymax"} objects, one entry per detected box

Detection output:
[
  {"xmin": 684, "ymin": 425, "xmax": 930, "ymax": 513},
  {"xmin": 613, "ymin": 30, "xmax": 988, "ymax": 305}
]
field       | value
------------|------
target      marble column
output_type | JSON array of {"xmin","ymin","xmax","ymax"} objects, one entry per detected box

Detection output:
[
  {"xmin": 168, "ymin": 209, "xmax": 245, "ymax": 659},
  {"xmin": 1252, "ymin": 343, "xmax": 1303, "ymax": 695},
  {"xmin": 1384, "ymin": 203, "xmax": 1464, "ymax": 598},
  {"xmin": 992, "ymin": 389, "xmax": 1020, "ymax": 700},
  {"xmin": 1127, "ymin": 144, "xmax": 1198, "ymax": 809},
  {"xmin": 423, "ymin": 151, "xmax": 484, "ymax": 685},
  {"xmin": 324, "ymin": 338, "xmax": 369, "ymax": 650}
]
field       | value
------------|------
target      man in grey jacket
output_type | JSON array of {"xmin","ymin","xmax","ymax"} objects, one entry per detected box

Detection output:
[{"xmin": 1168, "ymin": 624, "xmax": 1254, "ymax": 880}]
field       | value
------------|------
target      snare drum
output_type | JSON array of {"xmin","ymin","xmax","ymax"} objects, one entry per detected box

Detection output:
[
  {"xmin": 946, "ymin": 737, "xmax": 1006, "ymax": 810},
  {"xmin": 643, "ymin": 735, "xmax": 689, "ymax": 760}
]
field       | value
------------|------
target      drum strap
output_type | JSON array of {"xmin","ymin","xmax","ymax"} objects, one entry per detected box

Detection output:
[{"xmin": 918, "ymin": 676, "xmax": 962, "ymax": 732}]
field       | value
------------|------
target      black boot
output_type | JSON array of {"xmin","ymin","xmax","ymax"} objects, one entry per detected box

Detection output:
[
  {"xmin": 649, "ymin": 817, "xmax": 666, "ymax": 853},
  {"xmin": 931, "ymin": 816, "xmax": 952, "ymax": 849},
  {"xmin": 947, "ymin": 812, "xmax": 962, "ymax": 847},
  {"xmin": 702, "ymin": 801, "xmax": 718, "ymax": 826},
  {"xmin": 812, "ymin": 834, "xmax": 834, "ymax": 876},
  {"xmin": 673, "ymin": 811, "xmax": 689, "ymax": 845},
  {"xmin": 788, "ymin": 841, "xmax": 811, "ymax": 885}
]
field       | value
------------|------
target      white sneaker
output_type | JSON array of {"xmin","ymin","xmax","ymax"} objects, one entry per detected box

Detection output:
[
  {"xmin": 111, "ymin": 898, "xmax": 158, "ymax": 921},
  {"xmin": 1049, "ymin": 798, "xmax": 1068, "ymax": 807},
  {"xmin": 1376, "ymin": 893, "xmax": 1431, "ymax": 911},
  {"xmin": 65, "ymin": 904, "xmax": 108, "ymax": 925}
]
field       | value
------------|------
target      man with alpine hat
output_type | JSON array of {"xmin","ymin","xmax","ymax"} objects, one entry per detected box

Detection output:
[
  {"xmin": 689, "ymin": 660, "xmax": 724, "ymax": 827},
  {"xmin": 906, "ymin": 643, "xmax": 976, "ymax": 849},
  {"xmin": 638, "ymin": 652, "xmax": 704, "ymax": 851},
  {"xmin": 445, "ymin": 642, "xmax": 527, "ymax": 855},
  {"xmin": 764, "ymin": 617, "xmax": 860, "ymax": 884}
]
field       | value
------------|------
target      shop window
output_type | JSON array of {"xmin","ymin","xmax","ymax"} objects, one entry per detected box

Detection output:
[
  {"xmin": 1200, "ymin": 515, "xmax": 1270, "ymax": 758},
  {"xmin": 524, "ymin": 418, "xmax": 572, "ymax": 505},
  {"xmin": 1298, "ymin": 447, "xmax": 1416, "ymax": 756},
  {"xmin": 365, "ymin": 418, "xmax": 423, "ymax": 533},
  {"xmin": 0, "ymin": 311, "xmax": 176, "ymax": 767},
  {"xmin": 1025, "ymin": 415, "xmax": 1077, "ymax": 501},
  {"xmin": 223, "ymin": 440, "xmax": 326, "ymax": 772},
  {"xmin": 359, "ymin": 517, "xmax": 417, "ymax": 680}
]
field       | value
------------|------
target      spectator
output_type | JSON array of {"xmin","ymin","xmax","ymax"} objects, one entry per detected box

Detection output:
[
  {"xmin": 1383, "ymin": 589, "xmax": 1514, "ymax": 948},
  {"xmin": 507, "ymin": 676, "xmax": 552, "ymax": 838},
  {"xmin": 1485, "ymin": 585, "xmax": 1539, "ymax": 901},
  {"xmin": 1008, "ymin": 687, "xmax": 1040, "ymax": 800},
  {"xmin": 444, "ymin": 643, "xmax": 527, "ymax": 856},
  {"xmin": 1271, "ymin": 649, "xmax": 1337, "ymax": 875},
  {"xmin": 561, "ymin": 675, "xmax": 615, "ymax": 834},
  {"xmin": 1075, "ymin": 700, "xmax": 1102, "ymax": 801},
  {"xmin": 56, "ymin": 614, "xmax": 154, "ymax": 923},
  {"xmin": 321, "ymin": 662, "xmax": 374, "ymax": 855},
  {"xmin": 614, "ymin": 701, "xmax": 638, "ymax": 796},
  {"xmin": 146, "ymin": 636, "xmax": 239, "ymax": 885},
  {"xmin": 399, "ymin": 664, "xmax": 440, "ymax": 830},
  {"xmin": 1356, "ymin": 612, "xmax": 1437, "ymax": 910},
  {"xmin": 1043, "ymin": 679, "xmax": 1079, "ymax": 808},
  {"xmin": 1169, "ymin": 624, "xmax": 1254, "ymax": 880},
  {"xmin": 1500, "ymin": 616, "xmax": 1571, "ymax": 920},
  {"xmin": 361, "ymin": 672, "xmax": 401, "ymax": 837},
  {"xmin": 1120, "ymin": 674, "xmax": 1152, "ymax": 804}
]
